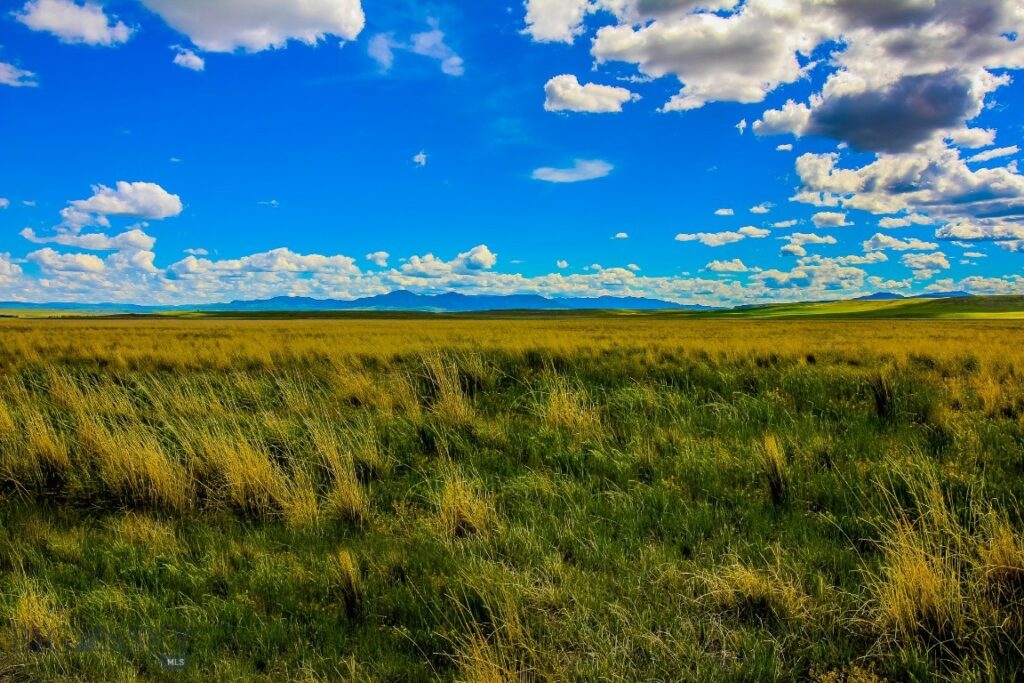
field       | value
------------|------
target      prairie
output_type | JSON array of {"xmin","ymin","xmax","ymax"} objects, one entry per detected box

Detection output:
[{"xmin": 0, "ymin": 317, "xmax": 1022, "ymax": 681}]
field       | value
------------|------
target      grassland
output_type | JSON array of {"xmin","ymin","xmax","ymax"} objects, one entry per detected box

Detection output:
[{"xmin": 0, "ymin": 317, "xmax": 1022, "ymax": 681}]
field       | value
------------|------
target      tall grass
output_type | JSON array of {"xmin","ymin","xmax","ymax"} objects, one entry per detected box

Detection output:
[{"xmin": 0, "ymin": 317, "xmax": 1021, "ymax": 681}]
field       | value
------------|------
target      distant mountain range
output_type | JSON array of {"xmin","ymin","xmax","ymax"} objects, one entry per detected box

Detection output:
[
  {"xmin": 0, "ymin": 289, "xmax": 979, "ymax": 314},
  {"xmin": 0, "ymin": 290, "xmax": 713, "ymax": 313},
  {"xmin": 855, "ymin": 291, "xmax": 972, "ymax": 301}
]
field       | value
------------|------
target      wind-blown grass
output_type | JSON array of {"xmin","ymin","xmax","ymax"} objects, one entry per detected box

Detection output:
[{"xmin": 0, "ymin": 317, "xmax": 1021, "ymax": 681}]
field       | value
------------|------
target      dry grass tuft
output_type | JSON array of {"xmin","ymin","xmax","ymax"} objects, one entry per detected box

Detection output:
[
  {"xmin": 437, "ymin": 466, "xmax": 494, "ymax": 539},
  {"xmin": 198, "ymin": 431, "xmax": 292, "ymax": 516},
  {"xmin": 5, "ymin": 582, "xmax": 71, "ymax": 652},
  {"xmin": 760, "ymin": 433, "xmax": 789, "ymax": 506},
  {"xmin": 335, "ymin": 548, "xmax": 363, "ymax": 619},
  {"xmin": 426, "ymin": 353, "xmax": 474, "ymax": 424},
  {"xmin": 699, "ymin": 561, "xmax": 809, "ymax": 624},
  {"xmin": 543, "ymin": 376, "xmax": 599, "ymax": 433},
  {"xmin": 79, "ymin": 418, "xmax": 193, "ymax": 512}
]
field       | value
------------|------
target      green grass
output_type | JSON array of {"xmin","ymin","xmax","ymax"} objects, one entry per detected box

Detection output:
[{"xmin": 0, "ymin": 319, "xmax": 1022, "ymax": 681}]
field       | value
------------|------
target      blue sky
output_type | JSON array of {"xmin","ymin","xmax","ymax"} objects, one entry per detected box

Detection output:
[{"xmin": 0, "ymin": 0, "xmax": 1022, "ymax": 305}]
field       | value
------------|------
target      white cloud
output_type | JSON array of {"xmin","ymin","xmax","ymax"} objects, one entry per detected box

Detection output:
[
  {"xmin": 772, "ymin": 219, "xmax": 798, "ymax": 229},
  {"xmin": 862, "ymin": 233, "xmax": 938, "ymax": 252},
  {"xmin": 707, "ymin": 258, "xmax": 748, "ymax": 273},
  {"xmin": 61, "ymin": 181, "xmax": 183, "ymax": 228},
  {"xmin": 613, "ymin": 232, "xmax": 629, "ymax": 239},
  {"xmin": 21, "ymin": 227, "xmax": 155, "ymax": 252},
  {"xmin": 401, "ymin": 244, "xmax": 497, "ymax": 277},
  {"xmin": 811, "ymin": 211, "xmax": 852, "ymax": 228},
  {"xmin": 170, "ymin": 247, "xmax": 360, "ymax": 276},
  {"xmin": 0, "ymin": 62, "xmax": 38, "ymax": 87},
  {"xmin": 0, "ymin": 199, "xmax": 8, "ymax": 209},
  {"xmin": 368, "ymin": 21, "xmax": 463, "ymax": 76},
  {"xmin": 878, "ymin": 213, "xmax": 933, "ymax": 228},
  {"xmin": 935, "ymin": 220, "xmax": 1024, "ymax": 242},
  {"xmin": 780, "ymin": 232, "xmax": 837, "ymax": 257},
  {"xmin": 675, "ymin": 231, "xmax": 745, "ymax": 247},
  {"xmin": 16, "ymin": 0, "xmax": 132, "ymax": 46},
  {"xmin": 413, "ymin": 150, "xmax": 428, "ymax": 167},
  {"xmin": 627, "ymin": 263, "xmax": 640, "ymax": 271},
  {"xmin": 947, "ymin": 128, "xmax": 997, "ymax": 149},
  {"xmin": 544, "ymin": 74, "xmax": 639, "ymax": 113},
  {"xmin": 776, "ymin": 144, "xmax": 793, "ymax": 152},
  {"xmin": 967, "ymin": 146, "xmax": 1019, "ymax": 164},
  {"xmin": 366, "ymin": 251, "xmax": 389, "ymax": 267},
  {"xmin": 714, "ymin": 208, "xmax": 734, "ymax": 216},
  {"xmin": 28, "ymin": 247, "xmax": 105, "ymax": 273},
  {"xmin": 902, "ymin": 251, "xmax": 950, "ymax": 280},
  {"xmin": 184, "ymin": 248, "xmax": 207, "ymax": 256},
  {"xmin": 523, "ymin": 0, "xmax": 590, "ymax": 43},
  {"xmin": 556, "ymin": 260, "xmax": 569, "ymax": 269},
  {"xmin": 592, "ymin": 3, "xmax": 816, "ymax": 112},
  {"xmin": 172, "ymin": 46, "xmax": 205, "ymax": 71},
  {"xmin": 750, "ymin": 202, "xmax": 772, "ymax": 214},
  {"xmin": 738, "ymin": 226, "xmax": 769, "ymax": 238},
  {"xmin": 532, "ymin": 159, "xmax": 613, "ymax": 183},
  {"xmin": 735, "ymin": 119, "xmax": 747, "ymax": 135},
  {"xmin": 139, "ymin": 0, "xmax": 364, "ymax": 52}
]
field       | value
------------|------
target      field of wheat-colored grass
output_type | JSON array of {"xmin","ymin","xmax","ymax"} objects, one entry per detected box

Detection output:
[{"xmin": 0, "ymin": 317, "xmax": 1022, "ymax": 681}]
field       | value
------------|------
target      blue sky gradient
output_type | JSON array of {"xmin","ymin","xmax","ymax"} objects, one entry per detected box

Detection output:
[{"xmin": 0, "ymin": 0, "xmax": 1022, "ymax": 305}]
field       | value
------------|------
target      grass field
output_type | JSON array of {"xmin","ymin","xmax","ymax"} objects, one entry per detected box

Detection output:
[{"xmin": 0, "ymin": 317, "xmax": 1022, "ymax": 681}]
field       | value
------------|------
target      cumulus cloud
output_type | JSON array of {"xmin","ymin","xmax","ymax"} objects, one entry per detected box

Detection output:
[
  {"xmin": 676, "ymin": 231, "xmax": 744, "ymax": 247},
  {"xmin": 0, "ymin": 199, "xmax": 8, "ymax": 209},
  {"xmin": 28, "ymin": 247, "xmax": 105, "ymax": 273},
  {"xmin": 776, "ymin": 144, "xmax": 793, "ymax": 152},
  {"xmin": 139, "ymin": 0, "xmax": 365, "ymax": 52},
  {"xmin": 366, "ymin": 251, "xmax": 389, "ymax": 267},
  {"xmin": 935, "ymin": 220, "xmax": 1024, "ymax": 242},
  {"xmin": 948, "ymin": 128, "xmax": 997, "ymax": 149},
  {"xmin": 556, "ymin": 260, "xmax": 569, "ymax": 269},
  {"xmin": 170, "ymin": 248, "xmax": 360, "ymax": 277},
  {"xmin": 412, "ymin": 150, "xmax": 427, "ymax": 167},
  {"xmin": 16, "ymin": 0, "xmax": 132, "ymax": 46},
  {"xmin": 21, "ymin": 227, "xmax": 156, "ymax": 252},
  {"xmin": 592, "ymin": 2, "xmax": 816, "ymax": 112},
  {"xmin": 781, "ymin": 232, "xmax": 837, "ymax": 257},
  {"xmin": 715, "ymin": 208, "xmax": 734, "ymax": 216},
  {"xmin": 613, "ymin": 232, "xmax": 629, "ymax": 239},
  {"xmin": 811, "ymin": 211, "xmax": 852, "ymax": 228},
  {"xmin": 368, "ymin": 21, "xmax": 463, "ymax": 76},
  {"xmin": 532, "ymin": 159, "xmax": 613, "ymax": 183},
  {"xmin": 862, "ymin": 233, "xmax": 938, "ymax": 252},
  {"xmin": 792, "ymin": 148, "xmax": 1024, "ymax": 220},
  {"xmin": 902, "ymin": 251, "xmax": 950, "ymax": 279},
  {"xmin": 544, "ymin": 74, "xmax": 639, "ymax": 113},
  {"xmin": 0, "ymin": 62, "xmax": 38, "ymax": 87},
  {"xmin": 401, "ymin": 245, "xmax": 497, "ymax": 278},
  {"xmin": 750, "ymin": 202, "xmax": 772, "ymax": 214},
  {"xmin": 172, "ymin": 46, "xmax": 205, "ymax": 71},
  {"xmin": 878, "ymin": 213, "xmax": 933, "ymax": 228},
  {"xmin": 773, "ymin": 219, "xmax": 798, "ymax": 229},
  {"xmin": 61, "ymin": 181, "xmax": 183, "ymax": 228},
  {"xmin": 803, "ymin": 71, "xmax": 987, "ymax": 154},
  {"xmin": 707, "ymin": 258, "xmax": 748, "ymax": 273}
]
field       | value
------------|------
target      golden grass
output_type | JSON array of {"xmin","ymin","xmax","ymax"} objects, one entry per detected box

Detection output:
[
  {"xmin": 4, "ymin": 581, "xmax": 70, "ymax": 652},
  {"xmin": 437, "ymin": 466, "xmax": 494, "ymax": 539},
  {"xmin": 760, "ymin": 433, "xmax": 789, "ymax": 506},
  {"xmin": 79, "ymin": 418, "xmax": 194, "ymax": 512},
  {"xmin": 698, "ymin": 560, "xmax": 810, "ymax": 624},
  {"xmin": 334, "ymin": 548, "xmax": 363, "ymax": 619},
  {"xmin": 196, "ymin": 430, "xmax": 292, "ymax": 517},
  {"xmin": 426, "ymin": 353, "xmax": 475, "ymax": 424},
  {"xmin": 543, "ymin": 376, "xmax": 599, "ymax": 433}
]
